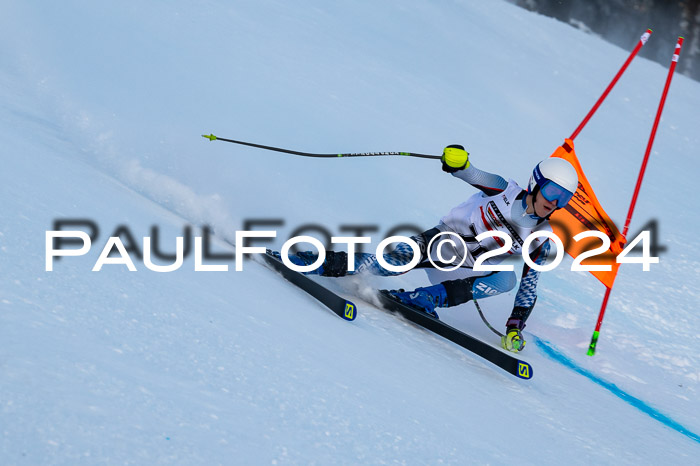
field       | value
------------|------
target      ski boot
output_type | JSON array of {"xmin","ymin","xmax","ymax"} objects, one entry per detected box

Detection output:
[{"xmin": 385, "ymin": 284, "xmax": 448, "ymax": 319}]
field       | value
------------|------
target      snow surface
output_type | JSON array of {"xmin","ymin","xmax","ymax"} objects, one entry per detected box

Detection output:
[{"xmin": 2, "ymin": 0, "xmax": 699, "ymax": 464}]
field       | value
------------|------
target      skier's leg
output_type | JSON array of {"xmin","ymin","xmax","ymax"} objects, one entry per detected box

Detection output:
[
  {"xmin": 277, "ymin": 249, "xmax": 353, "ymax": 277},
  {"xmin": 281, "ymin": 228, "xmax": 440, "ymax": 277},
  {"xmin": 386, "ymin": 271, "xmax": 516, "ymax": 318}
]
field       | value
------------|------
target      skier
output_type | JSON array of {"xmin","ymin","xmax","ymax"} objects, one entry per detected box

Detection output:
[{"xmin": 279, "ymin": 145, "xmax": 578, "ymax": 352}]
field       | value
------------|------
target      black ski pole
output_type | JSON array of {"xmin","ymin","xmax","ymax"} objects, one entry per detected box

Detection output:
[{"xmin": 202, "ymin": 134, "xmax": 441, "ymax": 160}]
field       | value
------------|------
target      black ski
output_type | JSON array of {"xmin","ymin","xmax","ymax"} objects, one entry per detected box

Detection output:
[
  {"xmin": 376, "ymin": 290, "xmax": 533, "ymax": 379},
  {"xmin": 260, "ymin": 251, "xmax": 357, "ymax": 321}
]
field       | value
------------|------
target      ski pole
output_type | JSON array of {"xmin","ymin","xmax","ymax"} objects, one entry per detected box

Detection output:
[
  {"xmin": 202, "ymin": 134, "xmax": 441, "ymax": 160},
  {"xmin": 587, "ymin": 36, "xmax": 683, "ymax": 356},
  {"xmin": 570, "ymin": 29, "xmax": 652, "ymax": 141}
]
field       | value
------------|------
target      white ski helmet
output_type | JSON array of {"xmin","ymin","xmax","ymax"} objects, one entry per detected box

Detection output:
[{"xmin": 527, "ymin": 158, "xmax": 578, "ymax": 208}]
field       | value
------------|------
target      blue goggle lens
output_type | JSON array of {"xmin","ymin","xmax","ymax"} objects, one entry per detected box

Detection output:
[{"xmin": 540, "ymin": 181, "xmax": 574, "ymax": 206}]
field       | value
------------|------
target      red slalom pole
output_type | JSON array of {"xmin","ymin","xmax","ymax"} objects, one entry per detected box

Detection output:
[
  {"xmin": 570, "ymin": 29, "xmax": 652, "ymax": 141},
  {"xmin": 587, "ymin": 36, "xmax": 684, "ymax": 356},
  {"xmin": 621, "ymin": 37, "xmax": 683, "ymax": 237}
]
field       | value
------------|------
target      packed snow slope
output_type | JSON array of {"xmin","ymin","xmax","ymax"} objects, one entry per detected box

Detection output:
[{"xmin": 2, "ymin": 0, "xmax": 700, "ymax": 464}]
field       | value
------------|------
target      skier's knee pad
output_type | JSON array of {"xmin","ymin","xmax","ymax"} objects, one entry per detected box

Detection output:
[{"xmin": 472, "ymin": 271, "xmax": 516, "ymax": 300}]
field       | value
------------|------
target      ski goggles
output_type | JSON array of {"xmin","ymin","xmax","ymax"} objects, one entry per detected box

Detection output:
[{"xmin": 539, "ymin": 180, "xmax": 574, "ymax": 207}]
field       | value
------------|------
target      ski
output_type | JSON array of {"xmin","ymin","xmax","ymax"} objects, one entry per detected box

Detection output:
[
  {"xmin": 376, "ymin": 290, "xmax": 533, "ymax": 380},
  {"xmin": 260, "ymin": 251, "xmax": 357, "ymax": 321}
]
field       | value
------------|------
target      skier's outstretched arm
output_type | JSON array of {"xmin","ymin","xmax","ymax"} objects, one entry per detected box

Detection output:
[{"xmin": 440, "ymin": 145, "xmax": 508, "ymax": 195}]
